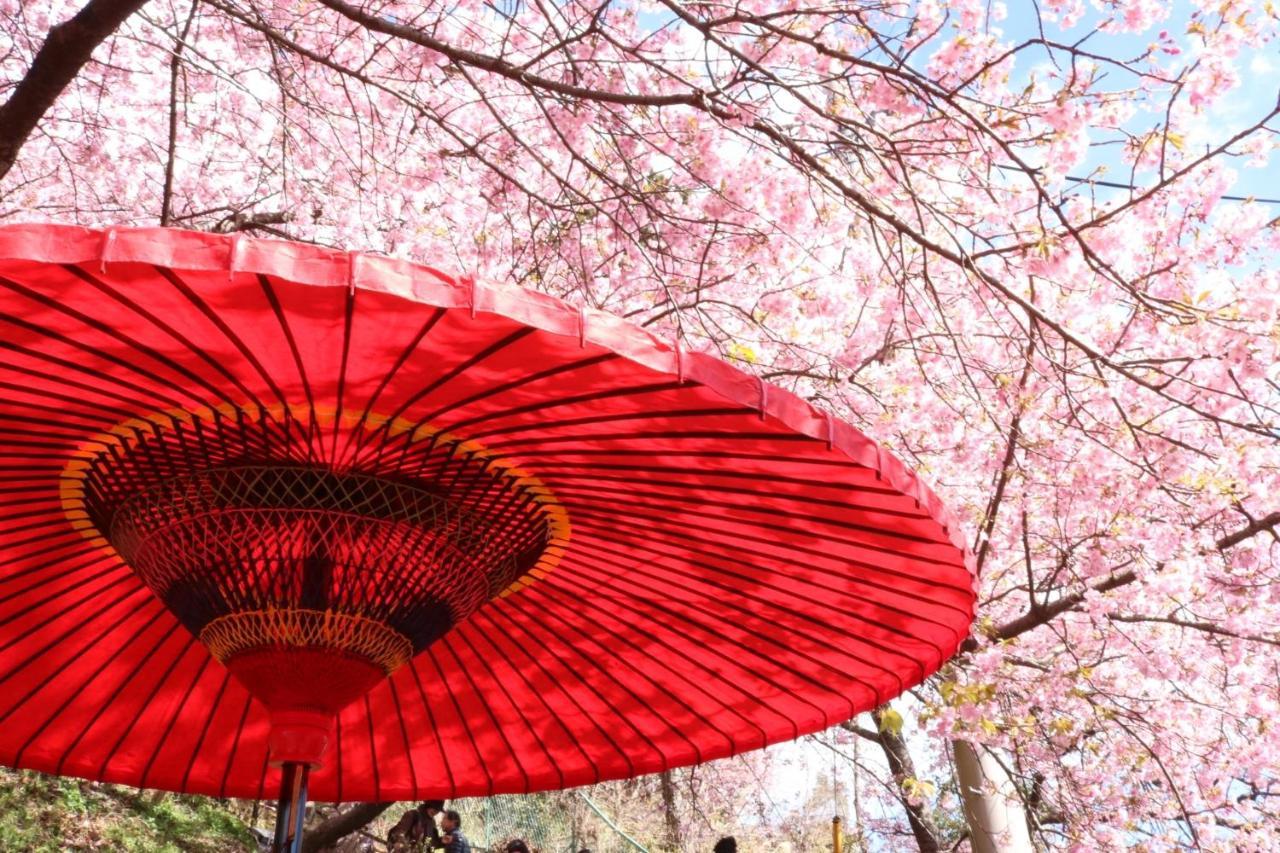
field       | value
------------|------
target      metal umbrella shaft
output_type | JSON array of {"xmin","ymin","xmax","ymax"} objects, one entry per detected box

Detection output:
[{"xmin": 273, "ymin": 762, "xmax": 310, "ymax": 853}]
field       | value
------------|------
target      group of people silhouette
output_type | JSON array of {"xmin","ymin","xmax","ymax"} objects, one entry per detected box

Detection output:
[
  {"xmin": 387, "ymin": 800, "xmax": 587, "ymax": 853},
  {"xmin": 386, "ymin": 799, "xmax": 739, "ymax": 852},
  {"xmin": 387, "ymin": 800, "xmax": 470, "ymax": 853}
]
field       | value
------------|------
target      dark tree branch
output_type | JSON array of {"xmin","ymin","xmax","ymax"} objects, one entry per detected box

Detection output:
[
  {"xmin": 960, "ymin": 566, "xmax": 1138, "ymax": 653},
  {"xmin": 161, "ymin": 0, "xmax": 200, "ymax": 226},
  {"xmin": 310, "ymin": 0, "xmax": 714, "ymax": 108},
  {"xmin": 973, "ymin": 331, "xmax": 1037, "ymax": 574},
  {"xmin": 1217, "ymin": 511, "xmax": 1280, "ymax": 550},
  {"xmin": 301, "ymin": 802, "xmax": 393, "ymax": 853},
  {"xmin": 841, "ymin": 706, "xmax": 942, "ymax": 853},
  {"xmin": 0, "ymin": 0, "xmax": 150, "ymax": 180},
  {"xmin": 213, "ymin": 209, "xmax": 294, "ymax": 233},
  {"xmin": 1109, "ymin": 614, "xmax": 1280, "ymax": 648},
  {"xmin": 962, "ymin": 509, "xmax": 1278, "ymax": 652}
]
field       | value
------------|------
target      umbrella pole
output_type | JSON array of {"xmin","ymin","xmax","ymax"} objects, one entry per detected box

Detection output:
[{"xmin": 272, "ymin": 761, "xmax": 310, "ymax": 853}]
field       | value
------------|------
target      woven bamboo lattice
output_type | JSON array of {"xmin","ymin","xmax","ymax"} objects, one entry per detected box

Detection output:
[{"xmin": 72, "ymin": 408, "xmax": 554, "ymax": 671}]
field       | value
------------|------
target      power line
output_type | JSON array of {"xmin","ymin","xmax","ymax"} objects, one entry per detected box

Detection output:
[
  {"xmin": 992, "ymin": 163, "xmax": 1280, "ymax": 205},
  {"xmin": 1063, "ymin": 174, "xmax": 1280, "ymax": 205}
]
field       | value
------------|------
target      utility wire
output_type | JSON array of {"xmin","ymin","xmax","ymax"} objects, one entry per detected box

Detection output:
[
  {"xmin": 1063, "ymin": 174, "xmax": 1280, "ymax": 205},
  {"xmin": 992, "ymin": 163, "xmax": 1280, "ymax": 204}
]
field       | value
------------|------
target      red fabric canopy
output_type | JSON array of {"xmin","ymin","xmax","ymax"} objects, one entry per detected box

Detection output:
[{"xmin": 0, "ymin": 224, "xmax": 976, "ymax": 801}]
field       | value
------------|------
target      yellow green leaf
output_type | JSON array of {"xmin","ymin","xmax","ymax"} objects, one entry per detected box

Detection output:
[{"xmin": 878, "ymin": 708, "xmax": 904, "ymax": 736}]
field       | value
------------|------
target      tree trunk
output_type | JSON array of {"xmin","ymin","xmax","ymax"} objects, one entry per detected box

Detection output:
[
  {"xmin": 658, "ymin": 769, "xmax": 680, "ymax": 851},
  {"xmin": 952, "ymin": 742, "xmax": 1034, "ymax": 853}
]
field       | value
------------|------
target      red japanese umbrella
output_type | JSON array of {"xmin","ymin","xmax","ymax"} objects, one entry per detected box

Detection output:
[{"xmin": 0, "ymin": 224, "xmax": 976, "ymax": 849}]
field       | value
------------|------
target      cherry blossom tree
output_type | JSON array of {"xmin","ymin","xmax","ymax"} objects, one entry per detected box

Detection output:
[{"xmin": 2, "ymin": 0, "xmax": 1279, "ymax": 849}]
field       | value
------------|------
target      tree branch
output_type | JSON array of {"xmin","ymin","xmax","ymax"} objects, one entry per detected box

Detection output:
[
  {"xmin": 0, "ymin": 0, "xmax": 150, "ymax": 180},
  {"xmin": 961, "ymin": 566, "xmax": 1137, "ymax": 653},
  {"xmin": 310, "ymin": 0, "xmax": 713, "ymax": 108},
  {"xmin": 841, "ymin": 707, "xmax": 942, "ymax": 853},
  {"xmin": 962, "ymin": 509, "xmax": 1277, "ymax": 652},
  {"xmin": 1108, "ymin": 614, "xmax": 1280, "ymax": 648},
  {"xmin": 161, "ymin": 0, "xmax": 200, "ymax": 226},
  {"xmin": 1217, "ymin": 511, "xmax": 1280, "ymax": 550},
  {"xmin": 301, "ymin": 802, "xmax": 393, "ymax": 853}
]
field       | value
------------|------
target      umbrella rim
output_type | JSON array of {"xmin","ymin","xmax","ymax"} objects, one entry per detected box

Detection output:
[{"xmin": 0, "ymin": 222, "xmax": 977, "ymax": 597}]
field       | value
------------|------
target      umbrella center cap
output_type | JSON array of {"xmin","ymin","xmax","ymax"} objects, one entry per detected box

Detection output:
[{"xmin": 61, "ymin": 408, "xmax": 569, "ymax": 761}]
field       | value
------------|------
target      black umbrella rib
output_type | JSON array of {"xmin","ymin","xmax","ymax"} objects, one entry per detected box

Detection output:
[
  {"xmin": 0, "ymin": 380, "xmax": 141, "ymax": 424},
  {"xmin": 463, "ymin": 611, "xmax": 605, "ymax": 784},
  {"xmin": 563, "ymin": 499, "xmax": 967, "ymax": 584},
  {"xmin": 0, "ymin": 312, "xmax": 187, "ymax": 410},
  {"xmin": 6, "ymin": 600, "xmax": 169, "ymax": 752},
  {"xmin": 138, "ymin": 649, "xmax": 212, "ymax": 789},
  {"xmin": 493, "ymin": 594, "xmax": 672, "ymax": 776},
  {"xmin": 80, "ymin": 631, "xmax": 196, "ymax": 779},
  {"xmin": 461, "ymin": 405, "xmax": 752, "ymax": 441},
  {"xmin": 338, "ymin": 306, "xmax": 446, "ymax": 468},
  {"xmin": 0, "ymin": 577, "xmax": 144, "ymax": 684},
  {"xmin": 561, "ymin": 551, "xmax": 913, "ymax": 711},
  {"xmin": 554, "ymin": 483, "xmax": 945, "ymax": 547},
  {"xmin": 535, "ymin": 551, "xmax": 876, "ymax": 720},
  {"xmin": 509, "ymin": 571, "xmax": 829, "ymax": 742},
  {"xmin": 178, "ymin": 669, "xmax": 234, "ymax": 794},
  {"xmin": 411, "ymin": 352, "xmax": 620, "ymax": 427},
  {"xmin": 433, "ymin": 637, "xmax": 533, "ymax": 793},
  {"xmin": 66, "ymin": 265, "xmax": 264, "ymax": 410},
  {"xmin": 522, "ymin": 579, "xmax": 812, "ymax": 740},
  {"xmin": 383, "ymin": 676, "xmax": 420, "ymax": 793},
  {"xmin": 362, "ymin": 695, "xmax": 383, "ymax": 800},
  {"xmin": 571, "ymin": 527, "xmax": 958, "ymax": 668},
  {"xmin": 528, "ymin": 581, "xmax": 773, "ymax": 753},
  {"xmin": 216, "ymin": 693, "xmax": 255, "ymax": 798},
  {"xmin": 438, "ymin": 380, "xmax": 692, "ymax": 436},
  {"xmin": 487, "ymin": 430, "xmax": 819, "ymax": 450},
  {"xmin": 257, "ymin": 275, "xmax": 319, "ymax": 463},
  {"xmin": 568, "ymin": 511, "xmax": 973, "ymax": 634},
  {"xmin": 404, "ymin": 663, "xmax": 457, "ymax": 793},
  {"xmin": 0, "ymin": 274, "xmax": 238, "ymax": 410},
  {"xmin": 0, "ymin": 560, "xmax": 131, "ymax": 628},
  {"xmin": 382, "ymin": 327, "xmax": 538, "ymax": 429},
  {"xmin": 332, "ymin": 706, "xmax": 344, "ymax": 804},
  {"xmin": 467, "ymin": 607, "xmax": 639, "ymax": 780},
  {"xmin": 0, "ymin": 341, "xmax": 162, "ymax": 412},
  {"xmin": 498, "ymin": 446, "xmax": 867, "ymax": 465},
  {"xmin": 502, "ymin": 589, "xmax": 717, "ymax": 768},
  {"xmin": 155, "ymin": 267, "xmax": 287, "ymax": 412},
  {"xmin": 449, "ymin": 626, "xmax": 573, "ymax": 790},
  {"xmin": 566, "ymin": 496, "xmax": 967, "ymax": 574},
  {"xmin": 420, "ymin": 647, "xmax": 496, "ymax": 792},
  {"xmin": 543, "ymin": 471, "xmax": 928, "ymax": 519},
  {"xmin": 517, "ymin": 460, "xmax": 902, "ymax": 493},
  {"xmin": 251, "ymin": 724, "xmax": 272, "ymax": 804},
  {"xmin": 330, "ymin": 286, "xmax": 356, "ymax": 464}
]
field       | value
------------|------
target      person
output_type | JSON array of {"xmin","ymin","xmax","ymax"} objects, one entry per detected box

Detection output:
[
  {"xmin": 387, "ymin": 799, "xmax": 444, "ymax": 852},
  {"xmin": 437, "ymin": 809, "xmax": 472, "ymax": 853},
  {"xmin": 712, "ymin": 837, "xmax": 737, "ymax": 853},
  {"xmin": 505, "ymin": 841, "xmax": 531, "ymax": 853}
]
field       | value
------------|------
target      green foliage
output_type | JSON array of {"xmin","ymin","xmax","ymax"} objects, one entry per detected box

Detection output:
[{"xmin": 0, "ymin": 768, "xmax": 255, "ymax": 852}]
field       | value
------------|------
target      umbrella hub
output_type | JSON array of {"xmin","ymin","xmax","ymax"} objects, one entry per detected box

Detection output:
[{"xmin": 63, "ymin": 408, "xmax": 568, "ymax": 765}]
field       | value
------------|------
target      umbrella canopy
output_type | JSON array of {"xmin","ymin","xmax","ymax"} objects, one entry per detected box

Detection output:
[{"xmin": 0, "ymin": 224, "xmax": 976, "ymax": 802}]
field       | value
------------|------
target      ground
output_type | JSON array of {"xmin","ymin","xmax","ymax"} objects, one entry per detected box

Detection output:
[{"xmin": 0, "ymin": 768, "xmax": 256, "ymax": 852}]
